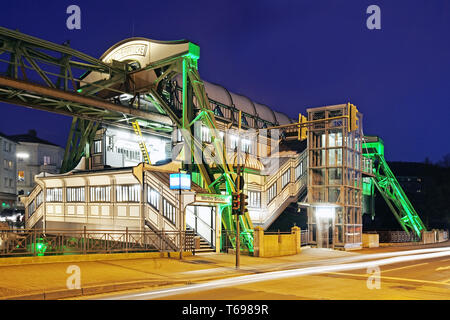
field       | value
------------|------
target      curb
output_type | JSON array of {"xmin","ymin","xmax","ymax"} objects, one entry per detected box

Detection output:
[
  {"xmin": 1, "ymin": 272, "xmax": 241, "ymax": 300},
  {"xmin": 0, "ymin": 251, "xmax": 192, "ymax": 267},
  {"xmin": 1, "ymin": 280, "xmax": 185, "ymax": 300}
]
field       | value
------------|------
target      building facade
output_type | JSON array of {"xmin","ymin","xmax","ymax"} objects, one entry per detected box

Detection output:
[
  {"xmin": 10, "ymin": 130, "xmax": 64, "ymax": 198},
  {"xmin": 0, "ymin": 132, "xmax": 17, "ymax": 209}
]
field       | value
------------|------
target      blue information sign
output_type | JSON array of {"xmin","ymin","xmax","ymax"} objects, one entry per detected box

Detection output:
[{"xmin": 169, "ymin": 173, "xmax": 191, "ymax": 190}]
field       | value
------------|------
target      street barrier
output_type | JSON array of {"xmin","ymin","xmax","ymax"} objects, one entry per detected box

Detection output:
[{"xmin": 253, "ymin": 226, "xmax": 301, "ymax": 257}]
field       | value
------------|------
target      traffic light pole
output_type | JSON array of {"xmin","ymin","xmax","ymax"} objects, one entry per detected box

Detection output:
[{"xmin": 235, "ymin": 111, "xmax": 242, "ymax": 270}]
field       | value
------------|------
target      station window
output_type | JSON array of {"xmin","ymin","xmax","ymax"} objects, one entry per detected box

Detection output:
[
  {"xmin": 28, "ymin": 200, "xmax": 35, "ymax": 218},
  {"xmin": 147, "ymin": 186, "xmax": 160, "ymax": 210},
  {"xmin": 35, "ymin": 191, "xmax": 43, "ymax": 208},
  {"xmin": 248, "ymin": 191, "xmax": 261, "ymax": 208},
  {"xmin": 295, "ymin": 162, "xmax": 303, "ymax": 180},
  {"xmin": 281, "ymin": 169, "xmax": 291, "ymax": 189},
  {"xmin": 230, "ymin": 135, "xmax": 239, "ymax": 150},
  {"xmin": 46, "ymin": 188, "xmax": 63, "ymax": 202},
  {"xmin": 94, "ymin": 140, "xmax": 102, "ymax": 154},
  {"xmin": 241, "ymin": 139, "xmax": 251, "ymax": 153},
  {"xmin": 201, "ymin": 126, "xmax": 211, "ymax": 143},
  {"xmin": 163, "ymin": 198, "xmax": 176, "ymax": 225},
  {"xmin": 90, "ymin": 186, "xmax": 111, "ymax": 202},
  {"xmin": 267, "ymin": 183, "xmax": 277, "ymax": 204},
  {"xmin": 66, "ymin": 187, "xmax": 86, "ymax": 202},
  {"xmin": 43, "ymin": 156, "xmax": 51, "ymax": 165},
  {"xmin": 116, "ymin": 184, "xmax": 140, "ymax": 202},
  {"xmin": 214, "ymin": 106, "xmax": 224, "ymax": 118}
]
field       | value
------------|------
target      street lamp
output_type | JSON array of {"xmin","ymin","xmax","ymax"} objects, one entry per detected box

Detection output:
[{"xmin": 170, "ymin": 171, "xmax": 191, "ymax": 259}]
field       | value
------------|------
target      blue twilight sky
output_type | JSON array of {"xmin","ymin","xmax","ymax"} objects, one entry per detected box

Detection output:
[{"xmin": 0, "ymin": 0, "xmax": 449, "ymax": 162}]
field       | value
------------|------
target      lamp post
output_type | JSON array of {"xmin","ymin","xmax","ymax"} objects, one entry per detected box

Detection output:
[{"xmin": 170, "ymin": 171, "xmax": 191, "ymax": 260}]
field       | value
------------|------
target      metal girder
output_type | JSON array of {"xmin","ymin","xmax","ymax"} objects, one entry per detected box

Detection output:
[
  {"xmin": 60, "ymin": 117, "xmax": 99, "ymax": 173},
  {"xmin": 0, "ymin": 26, "xmax": 254, "ymax": 252},
  {"xmin": 0, "ymin": 27, "xmax": 173, "ymax": 172},
  {"xmin": 368, "ymin": 153, "xmax": 426, "ymax": 238}
]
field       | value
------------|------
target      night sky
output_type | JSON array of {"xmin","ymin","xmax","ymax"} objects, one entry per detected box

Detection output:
[{"xmin": 0, "ymin": 0, "xmax": 449, "ymax": 162}]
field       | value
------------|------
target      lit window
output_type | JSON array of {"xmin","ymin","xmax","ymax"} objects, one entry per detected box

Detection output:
[
  {"xmin": 295, "ymin": 162, "xmax": 303, "ymax": 180},
  {"xmin": 267, "ymin": 183, "xmax": 277, "ymax": 203},
  {"xmin": 214, "ymin": 106, "xmax": 224, "ymax": 117},
  {"xmin": 116, "ymin": 184, "xmax": 141, "ymax": 202},
  {"xmin": 201, "ymin": 126, "xmax": 211, "ymax": 143},
  {"xmin": 66, "ymin": 187, "xmax": 85, "ymax": 202},
  {"xmin": 147, "ymin": 186, "xmax": 160, "ymax": 210},
  {"xmin": 46, "ymin": 188, "xmax": 63, "ymax": 202},
  {"xmin": 90, "ymin": 186, "xmax": 111, "ymax": 202},
  {"xmin": 163, "ymin": 198, "xmax": 176, "ymax": 225},
  {"xmin": 241, "ymin": 139, "xmax": 251, "ymax": 153},
  {"xmin": 35, "ymin": 191, "xmax": 43, "ymax": 208},
  {"xmin": 43, "ymin": 156, "xmax": 51, "ymax": 165},
  {"xmin": 248, "ymin": 191, "xmax": 261, "ymax": 208},
  {"xmin": 230, "ymin": 135, "xmax": 239, "ymax": 150},
  {"xmin": 94, "ymin": 140, "xmax": 102, "ymax": 154},
  {"xmin": 28, "ymin": 200, "xmax": 35, "ymax": 218},
  {"xmin": 282, "ymin": 169, "xmax": 291, "ymax": 189}
]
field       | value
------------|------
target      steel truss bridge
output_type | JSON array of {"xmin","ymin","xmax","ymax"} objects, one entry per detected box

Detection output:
[{"xmin": 0, "ymin": 26, "xmax": 253, "ymax": 252}]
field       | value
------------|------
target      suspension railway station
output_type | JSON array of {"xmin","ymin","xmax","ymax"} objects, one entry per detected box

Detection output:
[{"xmin": 0, "ymin": 26, "xmax": 427, "ymax": 255}]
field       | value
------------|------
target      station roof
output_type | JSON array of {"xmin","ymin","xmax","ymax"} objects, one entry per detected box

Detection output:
[{"xmin": 174, "ymin": 75, "xmax": 295, "ymax": 127}]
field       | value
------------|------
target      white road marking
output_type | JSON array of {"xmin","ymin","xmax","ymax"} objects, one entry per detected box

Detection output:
[
  {"xmin": 95, "ymin": 248, "xmax": 450, "ymax": 300},
  {"xmin": 382, "ymin": 262, "xmax": 429, "ymax": 273},
  {"xmin": 435, "ymin": 265, "xmax": 450, "ymax": 271}
]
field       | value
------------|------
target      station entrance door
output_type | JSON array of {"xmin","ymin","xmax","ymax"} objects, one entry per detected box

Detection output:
[
  {"xmin": 316, "ymin": 216, "xmax": 334, "ymax": 249},
  {"xmin": 185, "ymin": 205, "xmax": 216, "ymax": 248}
]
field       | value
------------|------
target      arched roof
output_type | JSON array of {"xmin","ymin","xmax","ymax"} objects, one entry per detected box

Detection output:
[
  {"xmin": 273, "ymin": 111, "xmax": 292, "ymax": 125},
  {"xmin": 229, "ymin": 92, "xmax": 256, "ymax": 117},
  {"xmin": 173, "ymin": 76, "xmax": 293, "ymax": 127},
  {"xmin": 253, "ymin": 102, "xmax": 276, "ymax": 124},
  {"xmin": 202, "ymin": 81, "xmax": 233, "ymax": 107}
]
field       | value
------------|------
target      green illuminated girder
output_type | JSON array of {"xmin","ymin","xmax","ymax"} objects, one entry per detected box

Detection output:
[
  {"xmin": 146, "ymin": 56, "xmax": 254, "ymax": 252},
  {"xmin": 363, "ymin": 138, "xmax": 426, "ymax": 238}
]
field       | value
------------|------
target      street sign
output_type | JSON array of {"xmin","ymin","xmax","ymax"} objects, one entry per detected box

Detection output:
[{"xmin": 169, "ymin": 173, "xmax": 191, "ymax": 190}]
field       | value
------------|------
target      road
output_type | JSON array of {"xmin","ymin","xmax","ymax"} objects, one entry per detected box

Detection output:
[{"xmin": 85, "ymin": 245, "xmax": 450, "ymax": 300}]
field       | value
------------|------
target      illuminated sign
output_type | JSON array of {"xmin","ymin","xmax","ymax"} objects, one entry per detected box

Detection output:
[
  {"xmin": 106, "ymin": 44, "xmax": 148, "ymax": 63},
  {"xmin": 18, "ymin": 171, "xmax": 24, "ymax": 182},
  {"xmin": 195, "ymin": 194, "xmax": 229, "ymax": 204},
  {"xmin": 170, "ymin": 173, "xmax": 191, "ymax": 190}
]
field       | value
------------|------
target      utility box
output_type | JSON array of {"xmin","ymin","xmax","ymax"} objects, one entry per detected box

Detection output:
[
  {"xmin": 194, "ymin": 236, "xmax": 201, "ymax": 249},
  {"xmin": 362, "ymin": 233, "xmax": 379, "ymax": 248}
]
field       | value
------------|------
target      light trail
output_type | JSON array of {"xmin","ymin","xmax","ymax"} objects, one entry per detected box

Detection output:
[
  {"xmin": 96, "ymin": 246, "xmax": 450, "ymax": 300},
  {"xmin": 180, "ymin": 246, "xmax": 450, "ymax": 276}
]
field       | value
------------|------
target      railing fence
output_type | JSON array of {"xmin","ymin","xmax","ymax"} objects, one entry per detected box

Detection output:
[{"xmin": 0, "ymin": 228, "xmax": 194, "ymax": 257}]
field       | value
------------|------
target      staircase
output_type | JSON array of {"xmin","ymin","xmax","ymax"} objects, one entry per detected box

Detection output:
[
  {"xmin": 144, "ymin": 219, "xmax": 178, "ymax": 251},
  {"xmin": 131, "ymin": 120, "xmax": 151, "ymax": 164},
  {"xmin": 186, "ymin": 226, "xmax": 215, "ymax": 253}
]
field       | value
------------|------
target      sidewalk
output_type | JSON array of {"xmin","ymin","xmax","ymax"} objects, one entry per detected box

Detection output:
[{"xmin": 0, "ymin": 248, "xmax": 358, "ymax": 300}]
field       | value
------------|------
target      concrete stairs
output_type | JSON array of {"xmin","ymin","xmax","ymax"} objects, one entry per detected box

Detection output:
[{"xmin": 186, "ymin": 226, "xmax": 215, "ymax": 253}]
